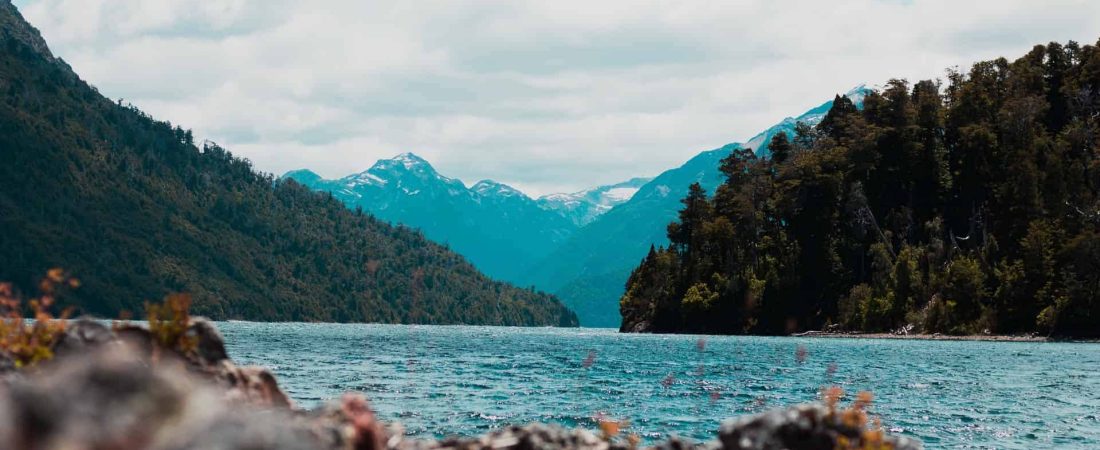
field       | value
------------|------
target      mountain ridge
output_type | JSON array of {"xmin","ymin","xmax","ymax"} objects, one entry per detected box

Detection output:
[
  {"xmin": 282, "ymin": 154, "xmax": 581, "ymax": 284},
  {"xmin": 536, "ymin": 177, "xmax": 653, "ymax": 227},
  {"xmin": 0, "ymin": 2, "xmax": 577, "ymax": 327}
]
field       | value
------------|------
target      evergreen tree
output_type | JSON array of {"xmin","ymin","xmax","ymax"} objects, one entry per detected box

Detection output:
[{"xmin": 769, "ymin": 132, "xmax": 793, "ymax": 165}]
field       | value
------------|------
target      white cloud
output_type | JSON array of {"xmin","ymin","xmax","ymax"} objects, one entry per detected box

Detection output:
[{"xmin": 14, "ymin": 0, "xmax": 1100, "ymax": 196}]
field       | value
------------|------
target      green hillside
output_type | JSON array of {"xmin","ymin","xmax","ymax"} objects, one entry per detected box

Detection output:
[{"xmin": 0, "ymin": 2, "xmax": 577, "ymax": 326}]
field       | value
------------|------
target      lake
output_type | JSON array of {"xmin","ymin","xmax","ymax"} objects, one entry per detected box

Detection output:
[{"xmin": 218, "ymin": 322, "xmax": 1100, "ymax": 449}]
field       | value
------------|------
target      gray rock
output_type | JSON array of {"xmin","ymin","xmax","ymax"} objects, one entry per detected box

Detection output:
[
  {"xmin": 393, "ymin": 423, "xmax": 624, "ymax": 450},
  {"xmin": 51, "ymin": 317, "xmax": 115, "ymax": 358},
  {"xmin": 1, "ymin": 346, "xmax": 189, "ymax": 449},
  {"xmin": 214, "ymin": 361, "xmax": 293, "ymax": 408},
  {"xmin": 0, "ymin": 345, "xmax": 353, "ymax": 450},
  {"xmin": 0, "ymin": 352, "xmax": 14, "ymax": 376},
  {"xmin": 717, "ymin": 404, "xmax": 921, "ymax": 450},
  {"xmin": 188, "ymin": 317, "xmax": 229, "ymax": 365}
]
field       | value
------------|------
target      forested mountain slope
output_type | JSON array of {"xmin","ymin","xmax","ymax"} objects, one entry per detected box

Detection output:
[
  {"xmin": 0, "ymin": 1, "xmax": 577, "ymax": 326},
  {"xmin": 622, "ymin": 39, "xmax": 1100, "ymax": 337}
]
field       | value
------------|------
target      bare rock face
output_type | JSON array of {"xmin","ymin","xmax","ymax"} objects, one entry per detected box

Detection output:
[{"xmin": 0, "ymin": 0, "xmax": 55, "ymax": 60}]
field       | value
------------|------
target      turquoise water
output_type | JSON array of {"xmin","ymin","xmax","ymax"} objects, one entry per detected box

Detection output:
[{"xmin": 218, "ymin": 322, "xmax": 1100, "ymax": 449}]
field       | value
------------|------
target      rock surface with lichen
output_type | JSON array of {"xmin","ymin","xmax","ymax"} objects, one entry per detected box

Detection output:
[{"xmin": 0, "ymin": 318, "xmax": 920, "ymax": 450}]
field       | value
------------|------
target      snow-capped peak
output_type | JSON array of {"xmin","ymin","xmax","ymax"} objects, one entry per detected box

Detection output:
[
  {"xmin": 536, "ymin": 177, "xmax": 652, "ymax": 226},
  {"xmin": 372, "ymin": 152, "xmax": 431, "ymax": 171},
  {"xmin": 392, "ymin": 152, "xmax": 428, "ymax": 168},
  {"xmin": 743, "ymin": 83, "xmax": 873, "ymax": 156},
  {"xmin": 472, "ymin": 179, "xmax": 527, "ymax": 199},
  {"xmin": 844, "ymin": 83, "xmax": 873, "ymax": 107},
  {"xmin": 540, "ymin": 193, "xmax": 576, "ymax": 202},
  {"xmin": 328, "ymin": 152, "xmax": 467, "ymax": 194}
]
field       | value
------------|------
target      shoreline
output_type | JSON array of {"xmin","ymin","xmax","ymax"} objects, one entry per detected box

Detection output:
[
  {"xmin": 792, "ymin": 330, "xmax": 1099, "ymax": 343},
  {"xmin": 208, "ymin": 321, "xmax": 1100, "ymax": 343}
]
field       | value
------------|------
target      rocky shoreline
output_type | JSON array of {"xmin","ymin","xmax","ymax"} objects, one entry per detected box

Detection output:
[
  {"xmin": 790, "ymin": 329, "xmax": 1095, "ymax": 343},
  {"xmin": 0, "ymin": 318, "xmax": 922, "ymax": 450}
]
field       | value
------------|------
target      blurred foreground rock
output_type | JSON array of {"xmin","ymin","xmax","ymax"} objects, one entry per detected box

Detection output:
[{"xmin": 0, "ymin": 318, "xmax": 920, "ymax": 450}]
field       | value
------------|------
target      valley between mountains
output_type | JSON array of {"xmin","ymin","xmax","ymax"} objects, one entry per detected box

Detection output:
[{"xmin": 284, "ymin": 87, "xmax": 869, "ymax": 327}]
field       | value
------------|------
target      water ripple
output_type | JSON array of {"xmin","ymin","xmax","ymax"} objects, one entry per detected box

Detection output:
[{"xmin": 218, "ymin": 322, "xmax": 1100, "ymax": 449}]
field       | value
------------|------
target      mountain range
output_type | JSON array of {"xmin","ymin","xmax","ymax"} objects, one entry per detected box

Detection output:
[
  {"xmin": 283, "ymin": 155, "xmax": 649, "ymax": 284},
  {"xmin": 288, "ymin": 86, "xmax": 869, "ymax": 327}
]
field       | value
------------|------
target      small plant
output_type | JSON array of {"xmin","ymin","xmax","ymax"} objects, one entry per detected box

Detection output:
[
  {"xmin": 597, "ymin": 416, "xmax": 621, "ymax": 440},
  {"xmin": 1, "ymin": 271, "xmax": 199, "ymax": 366},
  {"xmin": 594, "ymin": 413, "xmax": 638, "ymax": 448},
  {"xmin": 824, "ymin": 387, "xmax": 893, "ymax": 450},
  {"xmin": 146, "ymin": 293, "xmax": 197, "ymax": 355},
  {"xmin": 0, "ymin": 269, "xmax": 76, "ymax": 368}
]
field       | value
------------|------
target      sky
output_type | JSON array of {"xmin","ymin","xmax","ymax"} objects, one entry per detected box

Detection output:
[{"xmin": 13, "ymin": 0, "xmax": 1100, "ymax": 196}]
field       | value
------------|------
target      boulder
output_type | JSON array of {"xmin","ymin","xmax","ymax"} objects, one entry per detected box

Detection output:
[
  {"xmin": 0, "ymin": 344, "xmax": 377, "ymax": 450},
  {"xmin": 187, "ymin": 317, "xmax": 229, "ymax": 365},
  {"xmin": 717, "ymin": 404, "xmax": 921, "ymax": 450},
  {"xmin": 51, "ymin": 317, "xmax": 115, "ymax": 358}
]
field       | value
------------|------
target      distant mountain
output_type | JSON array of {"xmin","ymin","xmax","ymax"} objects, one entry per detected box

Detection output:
[
  {"xmin": 526, "ymin": 147, "xmax": 735, "ymax": 326},
  {"xmin": 0, "ymin": 1, "xmax": 577, "ymax": 327},
  {"xmin": 283, "ymin": 154, "xmax": 580, "ymax": 284},
  {"xmin": 533, "ymin": 86, "xmax": 871, "ymax": 327},
  {"xmin": 746, "ymin": 84, "xmax": 871, "ymax": 157},
  {"xmin": 536, "ymin": 177, "xmax": 652, "ymax": 227}
]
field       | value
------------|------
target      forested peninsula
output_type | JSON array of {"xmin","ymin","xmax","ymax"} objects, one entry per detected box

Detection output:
[{"xmin": 621, "ymin": 39, "xmax": 1100, "ymax": 337}]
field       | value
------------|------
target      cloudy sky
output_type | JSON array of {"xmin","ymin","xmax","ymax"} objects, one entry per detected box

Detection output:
[{"xmin": 13, "ymin": 0, "xmax": 1100, "ymax": 195}]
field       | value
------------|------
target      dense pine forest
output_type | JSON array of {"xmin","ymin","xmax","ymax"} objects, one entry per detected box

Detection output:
[
  {"xmin": 621, "ymin": 39, "xmax": 1100, "ymax": 337},
  {"xmin": 0, "ymin": 3, "xmax": 577, "ymax": 326}
]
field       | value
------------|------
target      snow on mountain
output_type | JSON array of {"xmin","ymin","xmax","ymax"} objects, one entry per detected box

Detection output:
[
  {"xmin": 536, "ymin": 177, "xmax": 652, "ymax": 227},
  {"xmin": 746, "ymin": 84, "xmax": 872, "ymax": 156},
  {"xmin": 603, "ymin": 187, "xmax": 640, "ymax": 201},
  {"xmin": 281, "ymin": 153, "xmax": 578, "ymax": 284},
  {"xmin": 471, "ymin": 179, "xmax": 529, "ymax": 199}
]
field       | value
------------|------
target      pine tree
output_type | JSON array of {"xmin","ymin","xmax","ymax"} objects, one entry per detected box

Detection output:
[{"xmin": 769, "ymin": 131, "xmax": 793, "ymax": 165}]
